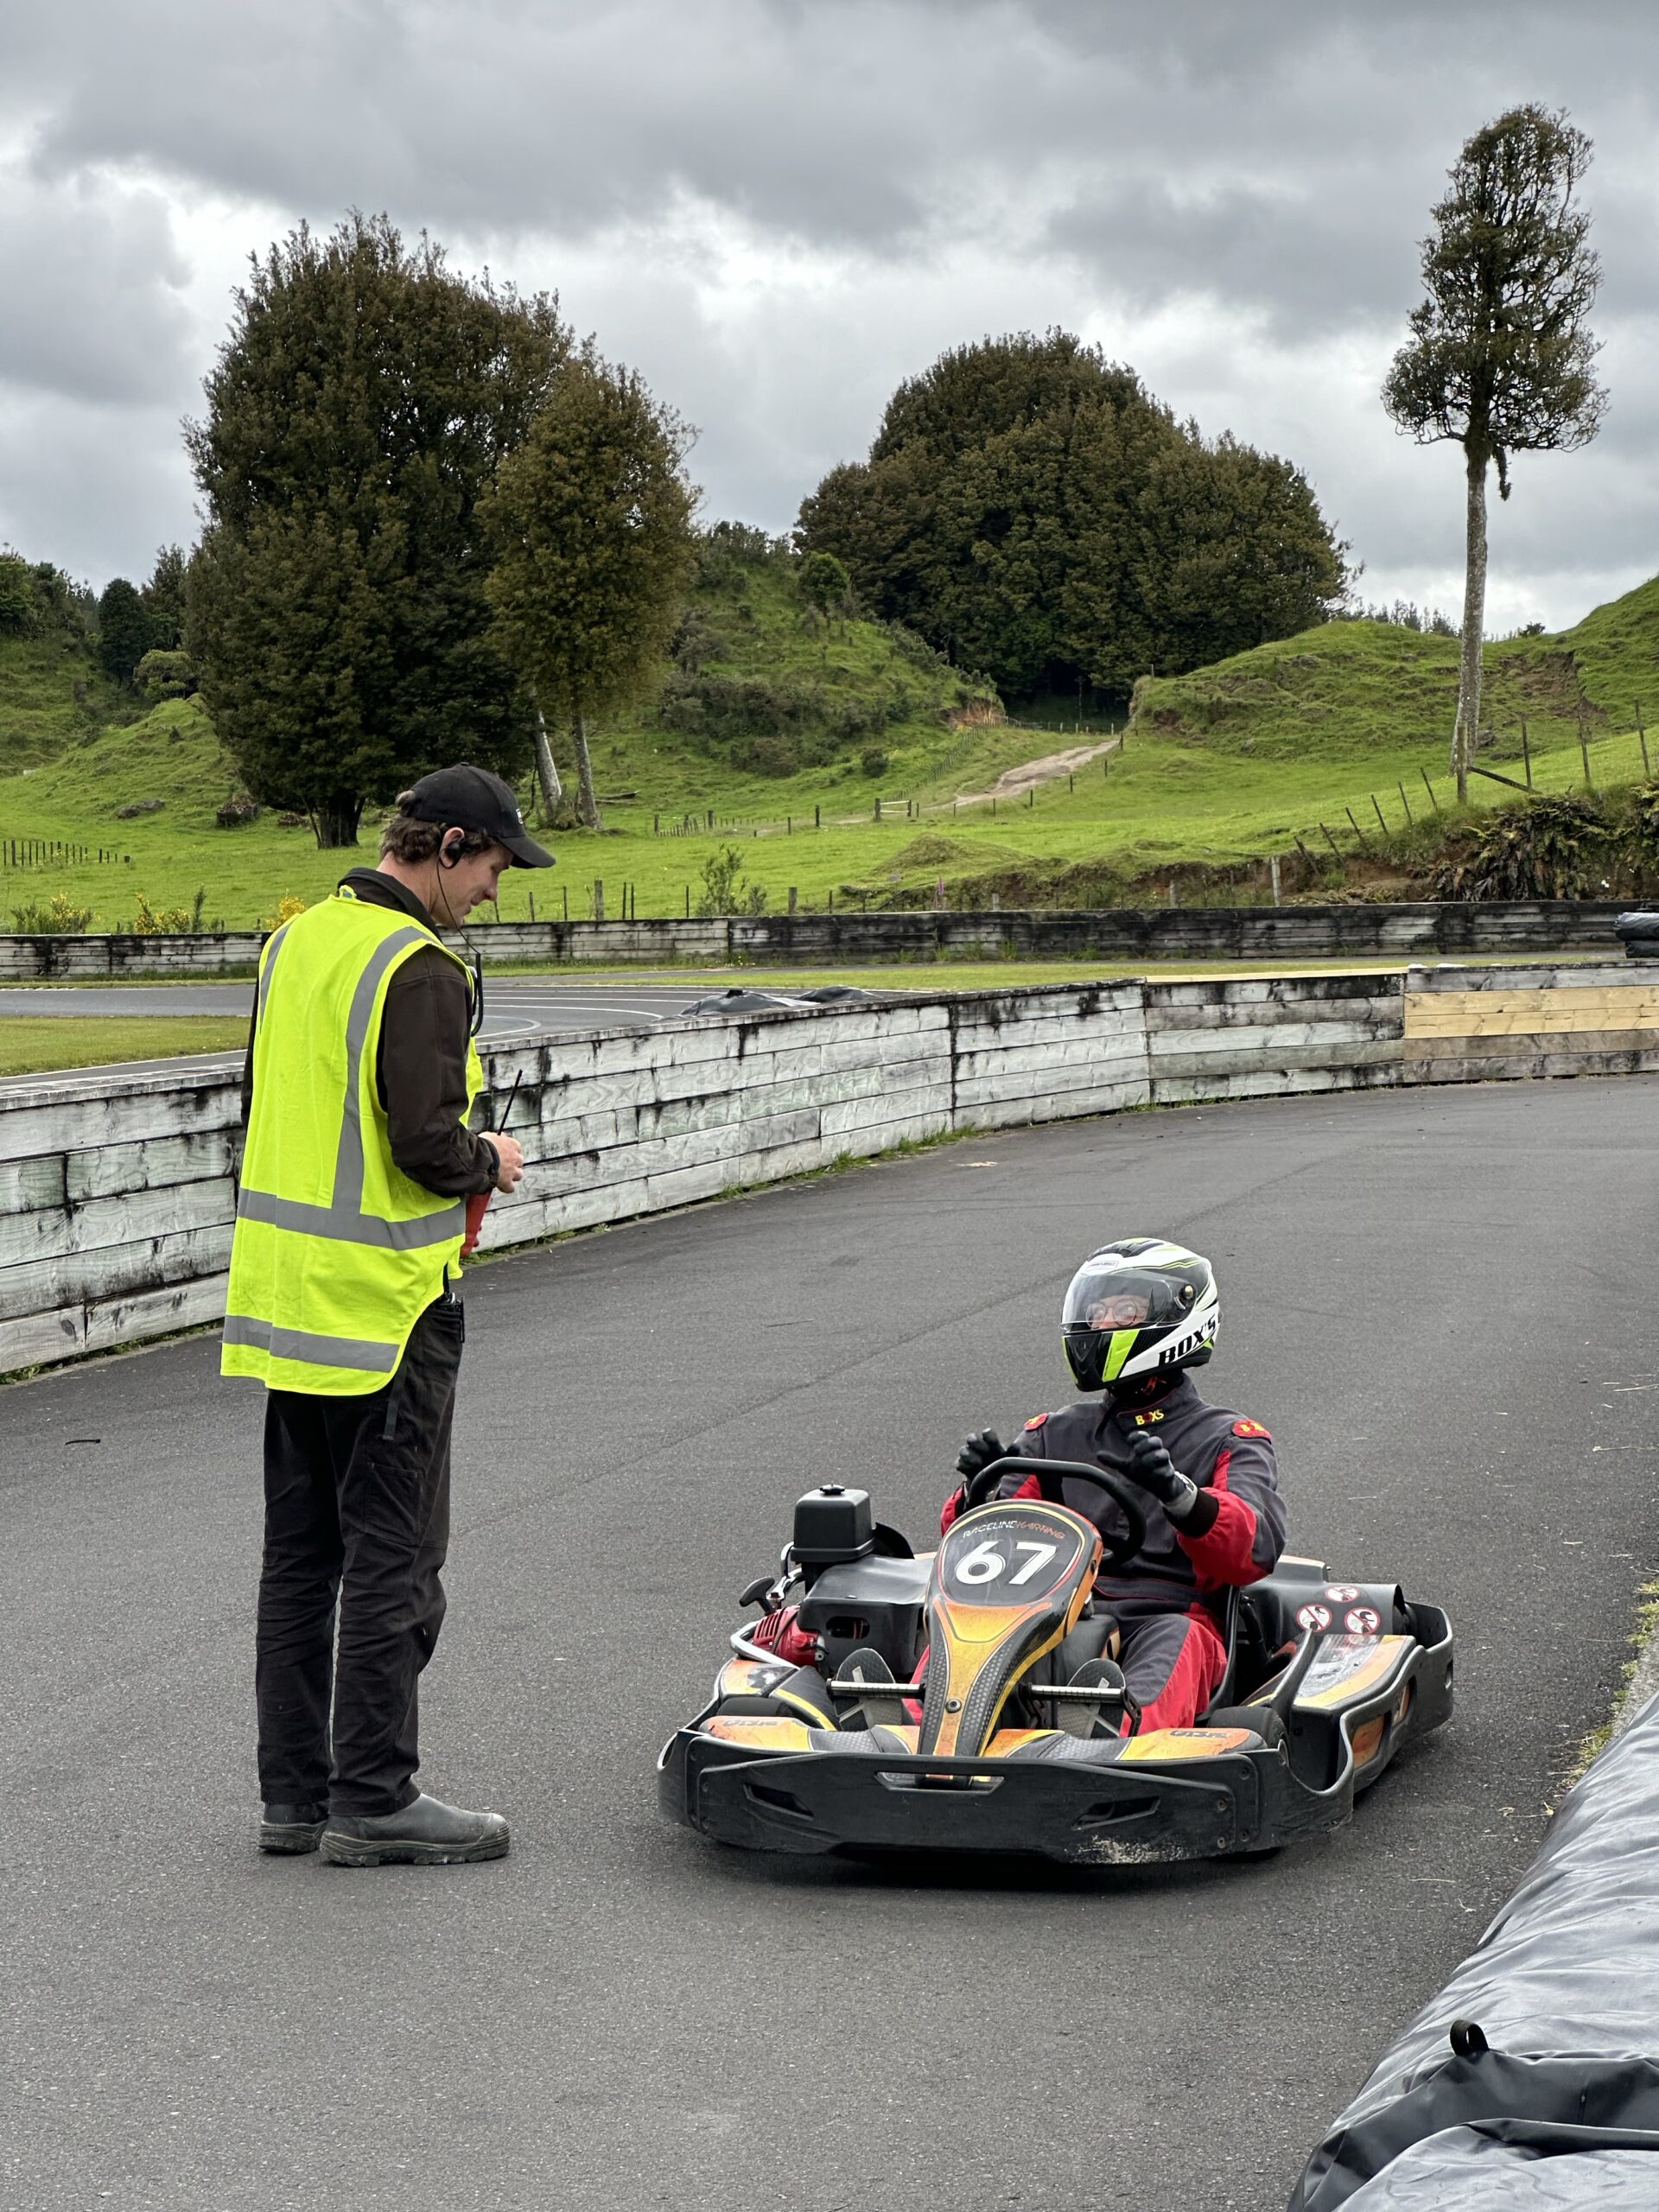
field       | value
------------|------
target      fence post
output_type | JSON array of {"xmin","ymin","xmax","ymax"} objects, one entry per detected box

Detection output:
[
  {"xmin": 1269, "ymin": 854, "xmax": 1281, "ymax": 907},
  {"xmin": 1397, "ymin": 781, "xmax": 1414, "ymax": 825},
  {"xmin": 1421, "ymin": 770, "xmax": 1441, "ymax": 815},
  {"xmin": 814, "ymin": 804, "xmax": 821, "ymax": 829},
  {"xmin": 594, "ymin": 880, "xmax": 604, "ymax": 923},
  {"xmin": 1637, "ymin": 698, "xmax": 1650, "ymax": 779},
  {"xmin": 1522, "ymin": 718, "xmax": 1533, "ymax": 787},
  {"xmin": 788, "ymin": 886, "xmax": 798, "ymax": 914},
  {"xmin": 1578, "ymin": 710, "xmax": 1594, "ymax": 792},
  {"xmin": 1344, "ymin": 805, "xmax": 1373, "ymax": 853},
  {"xmin": 1371, "ymin": 794, "xmax": 1388, "ymax": 836}
]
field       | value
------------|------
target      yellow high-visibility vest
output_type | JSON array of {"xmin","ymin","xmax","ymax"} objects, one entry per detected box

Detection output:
[{"xmin": 222, "ymin": 887, "xmax": 484, "ymax": 1395}]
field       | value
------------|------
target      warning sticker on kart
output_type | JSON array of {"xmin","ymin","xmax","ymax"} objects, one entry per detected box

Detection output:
[
  {"xmin": 1344, "ymin": 1606, "xmax": 1382, "ymax": 1635},
  {"xmin": 1022, "ymin": 1412, "xmax": 1049, "ymax": 1431},
  {"xmin": 1232, "ymin": 1419, "xmax": 1271, "ymax": 1439},
  {"xmin": 1325, "ymin": 1585, "xmax": 1361, "ymax": 1603},
  {"xmin": 1296, "ymin": 1602, "xmax": 1333, "ymax": 1632}
]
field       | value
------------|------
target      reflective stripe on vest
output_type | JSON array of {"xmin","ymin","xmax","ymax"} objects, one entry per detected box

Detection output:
[{"xmin": 221, "ymin": 1314, "xmax": 401, "ymax": 1375}]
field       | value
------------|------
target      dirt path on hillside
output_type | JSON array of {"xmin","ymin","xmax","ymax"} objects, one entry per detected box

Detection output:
[
  {"xmin": 827, "ymin": 733, "xmax": 1122, "ymax": 826},
  {"xmin": 952, "ymin": 734, "xmax": 1121, "ymax": 804}
]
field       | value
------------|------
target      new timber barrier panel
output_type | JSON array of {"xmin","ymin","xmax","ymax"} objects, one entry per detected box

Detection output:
[
  {"xmin": 0, "ymin": 962, "xmax": 1651, "ymax": 1382},
  {"xmin": 0, "ymin": 900, "xmax": 1630, "ymax": 980}
]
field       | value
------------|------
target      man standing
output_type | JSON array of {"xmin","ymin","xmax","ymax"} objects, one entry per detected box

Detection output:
[{"xmin": 225, "ymin": 764, "xmax": 552, "ymax": 1866}]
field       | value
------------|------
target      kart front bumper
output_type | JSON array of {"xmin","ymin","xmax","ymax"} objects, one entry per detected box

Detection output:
[
  {"xmin": 659, "ymin": 1613, "xmax": 1453, "ymax": 1865},
  {"xmin": 662, "ymin": 1729, "xmax": 1328, "ymax": 1864}
]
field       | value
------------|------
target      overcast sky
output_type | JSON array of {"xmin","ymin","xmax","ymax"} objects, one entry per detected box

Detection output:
[{"xmin": 2, "ymin": 1, "xmax": 1655, "ymax": 632}]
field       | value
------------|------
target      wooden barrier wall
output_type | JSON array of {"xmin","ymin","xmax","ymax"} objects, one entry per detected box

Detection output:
[
  {"xmin": 0, "ymin": 899, "xmax": 1630, "ymax": 979},
  {"xmin": 0, "ymin": 963, "xmax": 1650, "ymax": 1382}
]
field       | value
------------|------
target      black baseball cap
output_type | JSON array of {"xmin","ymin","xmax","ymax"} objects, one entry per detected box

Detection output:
[{"xmin": 400, "ymin": 763, "xmax": 555, "ymax": 868}]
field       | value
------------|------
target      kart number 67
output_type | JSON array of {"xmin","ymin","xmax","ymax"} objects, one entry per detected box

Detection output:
[
  {"xmin": 957, "ymin": 1537, "xmax": 1058, "ymax": 1586},
  {"xmin": 944, "ymin": 1522, "xmax": 1080, "ymax": 1602}
]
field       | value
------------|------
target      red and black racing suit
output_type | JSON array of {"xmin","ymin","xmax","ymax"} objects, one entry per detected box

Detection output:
[{"xmin": 943, "ymin": 1376, "xmax": 1287, "ymax": 1732}]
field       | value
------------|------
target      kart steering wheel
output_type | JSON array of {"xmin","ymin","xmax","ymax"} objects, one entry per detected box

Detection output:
[{"xmin": 962, "ymin": 1454, "xmax": 1147, "ymax": 1570}]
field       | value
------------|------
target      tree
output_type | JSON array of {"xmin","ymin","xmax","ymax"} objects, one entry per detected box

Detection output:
[
  {"xmin": 186, "ymin": 213, "xmax": 568, "ymax": 846},
  {"xmin": 1132, "ymin": 435, "xmax": 1346, "ymax": 672},
  {"xmin": 799, "ymin": 550, "xmax": 849, "ymax": 621},
  {"xmin": 797, "ymin": 331, "xmax": 1345, "ymax": 701},
  {"xmin": 0, "ymin": 554, "xmax": 38, "ymax": 634},
  {"xmin": 1383, "ymin": 106, "xmax": 1605, "ymax": 803},
  {"xmin": 140, "ymin": 545, "xmax": 189, "ymax": 649},
  {"xmin": 482, "ymin": 349, "xmax": 695, "ymax": 830},
  {"xmin": 97, "ymin": 578, "xmax": 150, "ymax": 686}
]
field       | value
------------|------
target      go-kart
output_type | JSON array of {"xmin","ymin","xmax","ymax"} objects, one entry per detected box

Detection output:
[{"xmin": 659, "ymin": 1459, "xmax": 1453, "ymax": 1865}]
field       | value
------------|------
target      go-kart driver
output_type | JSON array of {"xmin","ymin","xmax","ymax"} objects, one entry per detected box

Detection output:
[
  {"xmin": 943, "ymin": 1236, "xmax": 1286, "ymax": 1734},
  {"xmin": 753, "ymin": 1236, "xmax": 1284, "ymax": 1737}
]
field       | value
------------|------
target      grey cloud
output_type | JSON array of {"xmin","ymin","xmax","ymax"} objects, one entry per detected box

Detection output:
[
  {"xmin": 0, "ymin": 0, "xmax": 1653, "ymax": 622},
  {"xmin": 0, "ymin": 166, "xmax": 192, "ymax": 404},
  {"xmin": 0, "ymin": 391, "xmax": 196, "ymax": 582}
]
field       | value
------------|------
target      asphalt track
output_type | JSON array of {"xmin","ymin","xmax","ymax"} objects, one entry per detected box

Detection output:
[{"xmin": 5, "ymin": 1076, "xmax": 1659, "ymax": 2212}]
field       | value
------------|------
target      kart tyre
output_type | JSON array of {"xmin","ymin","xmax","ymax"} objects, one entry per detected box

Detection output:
[{"xmin": 1203, "ymin": 1704, "xmax": 1287, "ymax": 1750}]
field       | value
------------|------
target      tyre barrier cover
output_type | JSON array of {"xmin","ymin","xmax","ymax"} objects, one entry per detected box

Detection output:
[{"xmin": 1287, "ymin": 1692, "xmax": 1659, "ymax": 2209}]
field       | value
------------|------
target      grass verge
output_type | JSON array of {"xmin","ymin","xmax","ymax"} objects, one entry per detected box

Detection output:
[
  {"xmin": 0, "ymin": 1015, "xmax": 247, "ymax": 1077},
  {"xmin": 1559, "ymin": 1574, "xmax": 1659, "ymax": 1796}
]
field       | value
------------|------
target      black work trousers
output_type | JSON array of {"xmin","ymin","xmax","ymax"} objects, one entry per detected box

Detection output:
[{"xmin": 255, "ymin": 1294, "xmax": 464, "ymax": 1816}]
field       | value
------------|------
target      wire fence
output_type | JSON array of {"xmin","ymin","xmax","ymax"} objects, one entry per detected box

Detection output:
[{"xmin": 2, "ymin": 838, "xmax": 130, "ymax": 869}]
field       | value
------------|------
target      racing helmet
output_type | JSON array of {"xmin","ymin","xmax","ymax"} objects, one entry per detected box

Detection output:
[{"xmin": 1060, "ymin": 1237, "xmax": 1218, "ymax": 1391}]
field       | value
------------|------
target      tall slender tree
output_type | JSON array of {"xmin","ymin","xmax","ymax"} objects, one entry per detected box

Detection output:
[
  {"xmin": 482, "ymin": 350, "xmax": 695, "ymax": 830},
  {"xmin": 140, "ymin": 544, "xmax": 189, "ymax": 649},
  {"xmin": 1383, "ymin": 105, "xmax": 1605, "ymax": 803},
  {"xmin": 187, "ymin": 214, "xmax": 567, "ymax": 846},
  {"xmin": 96, "ymin": 578, "xmax": 150, "ymax": 686}
]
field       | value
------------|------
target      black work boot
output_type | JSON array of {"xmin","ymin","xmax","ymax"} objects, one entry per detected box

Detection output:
[
  {"xmin": 260, "ymin": 1803, "xmax": 328, "ymax": 1854},
  {"xmin": 319, "ymin": 1792, "xmax": 510, "ymax": 1867}
]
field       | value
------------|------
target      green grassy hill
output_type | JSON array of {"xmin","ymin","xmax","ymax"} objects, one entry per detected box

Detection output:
[
  {"xmin": 0, "ymin": 595, "xmax": 124, "ymax": 767},
  {"xmin": 3, "ymin": 543, "xmax": 1657, "ymax": 932}
]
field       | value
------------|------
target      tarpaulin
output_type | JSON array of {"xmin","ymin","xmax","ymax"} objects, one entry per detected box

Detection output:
[{"xmin": 1287, "ymin": 1691, "xmax": 1659, "ymax": 2209}]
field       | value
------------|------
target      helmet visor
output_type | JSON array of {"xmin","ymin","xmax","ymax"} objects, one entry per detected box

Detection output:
[{"xmin": 1062, "ymin": 1262, "xmax": 1196, "ymax": 1333}]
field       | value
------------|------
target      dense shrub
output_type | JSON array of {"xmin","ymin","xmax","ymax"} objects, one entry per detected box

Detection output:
[
  {"xmin": 131, "ymin": 887, "xmax": 209, "ymax": 934},
  {"xmin": 135, "ymin": 648, "xmax": 197, "ymax": 701},
  {"xmin": 10, "ymin": 893, "xmax": 94, "ymax": 933},
  {"xmin": 1433, "ymin": 795, "xmax": 1610, "ymax": 900},
  {"xmin": 693, "ymin": 844, "xmax": 768, "ymax": 916},
  {"xmin": 692, "ymin": 521, "xmax": 790, "ymax": 593}
]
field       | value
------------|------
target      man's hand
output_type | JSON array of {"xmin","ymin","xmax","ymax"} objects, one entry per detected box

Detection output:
[
  {"xmin": 941, "ymin": 1429, "xmax": 1013, "ymax": 1532},
  {"xmin": 1123, "ymin": 1429, "xmax": 1201, "ymax": 1523},
  {"xmin": 954, "ymin": 1428, "xmax": 1010, "ymax": 1484},
  {"xmin": 482, "ymin": 1130, "xmax": 524, "ymax": 1193}
]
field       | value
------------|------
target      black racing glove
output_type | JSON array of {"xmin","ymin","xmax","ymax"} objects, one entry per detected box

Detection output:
[
  {"xmin": 944, "ymin": 1429, "xmax": 1012, "ymax": 1523},
  {"xmin": 955, "ymin": 1428, "xmax": 1011, "ymax": 1484},
  {"xmin": 1123, "ymin": 1430, "xmax": 1205, "ymax": 1525}
]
